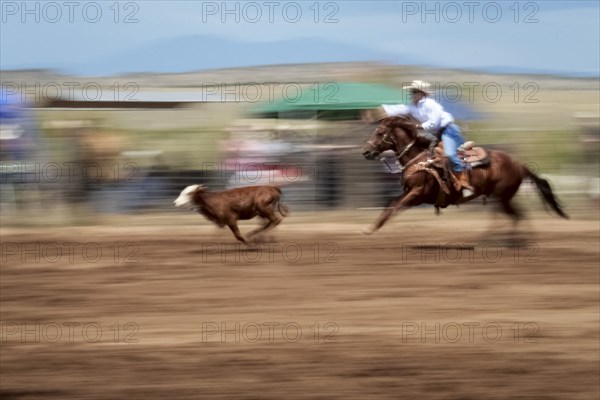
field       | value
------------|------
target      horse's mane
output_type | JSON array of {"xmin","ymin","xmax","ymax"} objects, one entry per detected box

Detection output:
[{"xmin": 380, "ymin": 116, "xmax": 420, "ymax": 142}]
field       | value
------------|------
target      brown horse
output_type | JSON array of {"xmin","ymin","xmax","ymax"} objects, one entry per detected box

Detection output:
[{"xmin": 361, "ymin": 116, "xmax": 568, "ymax": 234}]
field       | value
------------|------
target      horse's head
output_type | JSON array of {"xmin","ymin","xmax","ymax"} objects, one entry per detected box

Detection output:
[{"xmin": 362, "ymin": 117, "xmax": 416, "ymax": 160}]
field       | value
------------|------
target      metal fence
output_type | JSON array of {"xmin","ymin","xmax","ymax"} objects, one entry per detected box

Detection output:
[{"xmin": 1, "ymin": 109, "xmax": 598, "ymax": 224}]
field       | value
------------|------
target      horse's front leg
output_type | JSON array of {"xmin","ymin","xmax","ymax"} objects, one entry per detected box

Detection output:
[{"xmin": 362, "ymin": 188, "xmax": 424, "ymax": 235}]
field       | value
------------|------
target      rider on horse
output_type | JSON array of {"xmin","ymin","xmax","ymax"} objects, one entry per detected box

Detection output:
[{"xmin": 380, "ymin": 80, "xmax": 474, "ymax": 197}]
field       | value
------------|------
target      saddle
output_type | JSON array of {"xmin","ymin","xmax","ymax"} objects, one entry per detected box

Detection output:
[
  {"xmin": 457, "ymin": 141, "xmax": 490, "ymax": 168},
  {"xmin": 423, "ymin": 141, "xmax": 490, "ymax": 209},
  {"xmin": 432, "ymin": 141, "xmax": 490, "ymax": 168}
]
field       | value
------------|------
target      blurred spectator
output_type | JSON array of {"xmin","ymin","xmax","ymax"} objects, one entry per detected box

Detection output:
[
  {"xmin": 0, "ymin": 91, "xmax": 44, "ymax": 211},
  {"xmin": 222, "ymin": 127, "xmax": 294, "ymax": 189}
]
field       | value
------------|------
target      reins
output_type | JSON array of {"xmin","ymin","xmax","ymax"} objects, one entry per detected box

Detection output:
[{"xmin": 379, "ymin": 129, "xmax": 424, "ymax": 174}]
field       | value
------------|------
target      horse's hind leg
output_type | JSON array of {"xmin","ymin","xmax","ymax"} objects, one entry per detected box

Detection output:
[
  {"xmin": 501, "ymin": 197, "xmax": 522, "ymax": 223},
  {"xmin": 492, "ymin": 183, "xmax": 528, "ymax": 244}
]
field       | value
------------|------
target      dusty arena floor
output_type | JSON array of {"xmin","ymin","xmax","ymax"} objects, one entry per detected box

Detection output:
[{"xmin": 1, "ymin": 213, "xmax": 599, "ymax": 399}]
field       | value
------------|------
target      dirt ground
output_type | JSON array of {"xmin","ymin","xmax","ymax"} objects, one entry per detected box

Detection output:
[{"xmin": 1, "ymin": 213, "xmax": 599, "ymax": 400}]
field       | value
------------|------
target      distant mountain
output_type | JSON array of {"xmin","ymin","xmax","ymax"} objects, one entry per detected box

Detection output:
[
  {"xmin": 72, "ymin": 35, "xmax": 403, "ymax": 76},
  {"xmin": 464, "ymin": 65, "xmax": 600, "ymax": 78},
  {"xmin": 2, "ymin": 34, "xmax": 597, "ymax": 78}
]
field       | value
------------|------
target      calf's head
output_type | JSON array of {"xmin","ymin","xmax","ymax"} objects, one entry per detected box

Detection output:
[{"xmin": 174, "ymin": 185, "xmax": 205, "ymax": 207}]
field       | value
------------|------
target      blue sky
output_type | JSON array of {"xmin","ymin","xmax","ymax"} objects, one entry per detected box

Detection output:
[{"xmin": 1, "ymin": 0, "xmax": 599, "ymax": 76}]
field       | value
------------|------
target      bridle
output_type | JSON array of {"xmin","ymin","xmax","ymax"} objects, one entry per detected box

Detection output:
[
  {"xmin": 366, "ymin": 124, "xmax": 420, "ymax": 172},
  {"xmin": 365, "ymin": 126, "xmax": 397, "ymax": 150},
  {"xmin": 365, "ymin": 117, "xmax": 449, "ymax": 193}
]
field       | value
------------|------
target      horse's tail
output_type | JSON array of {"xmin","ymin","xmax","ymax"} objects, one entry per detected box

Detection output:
[
  {"xmin": 274, "ymin": 187, "xmax": 289, "ymax": 217},
  {"xmin": 525, "ymin": 167, "xmax": 569, "ymax": 219}
]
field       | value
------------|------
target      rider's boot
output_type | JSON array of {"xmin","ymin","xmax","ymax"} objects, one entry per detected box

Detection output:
[{"xmin": 454, "ymin": 170, "xmax": 474, "ymax": 197}]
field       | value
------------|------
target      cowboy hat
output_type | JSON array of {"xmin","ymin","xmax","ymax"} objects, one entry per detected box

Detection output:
[{"xmin": 402, "ymin": 80, "xmax": 432, "ymax": 94}]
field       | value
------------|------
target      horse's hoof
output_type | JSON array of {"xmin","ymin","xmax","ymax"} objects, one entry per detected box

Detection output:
[
  {"xmin": 244, "ymin": 241, "xmax": 259, "ymax": 250},
  {"xmin": 361, "ymin": 226, "xmax": 374, "ymax": 236}
]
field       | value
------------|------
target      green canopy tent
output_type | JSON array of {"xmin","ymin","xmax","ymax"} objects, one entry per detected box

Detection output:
[
  {"xmin": 252, "ymin": 81, "xmax": 483, "ymax": 121},
  {"xmin": 252, "ymin": 82, "xmax": 411, "ymax": 121}
]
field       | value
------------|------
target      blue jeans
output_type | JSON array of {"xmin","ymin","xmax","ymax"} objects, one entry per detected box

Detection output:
[{"xmin": 441, "ymin": 123, "xmax": 465, "ymax": 172}]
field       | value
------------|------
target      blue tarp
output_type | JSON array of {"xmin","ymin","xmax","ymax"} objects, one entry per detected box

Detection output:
[
  {"xmin": 0, "ymin": 90, "xmax": 43, "ymax": 160},
  {"xmin": 0, "ymin": 90, "xmax": 24, "ymax": 121}
]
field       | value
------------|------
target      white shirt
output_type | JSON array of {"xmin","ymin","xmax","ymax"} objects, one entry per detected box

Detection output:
[{"xmin": 382, "ymin": 97, "xmax": 454, "ymax": 133}]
